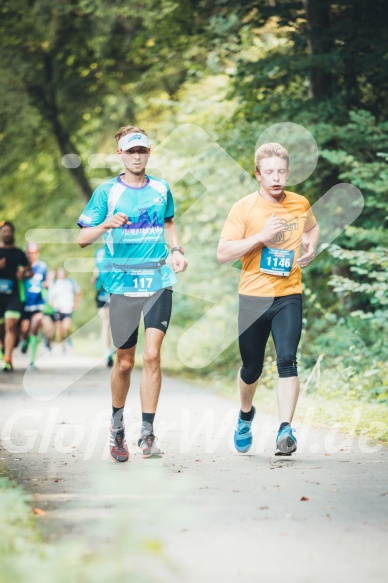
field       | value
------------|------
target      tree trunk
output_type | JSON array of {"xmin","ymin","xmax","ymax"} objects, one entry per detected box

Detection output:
[
  {"xmin": 29, "ymin": 52, "xmax": 92, "ymax": 201},
  {"xmin": 304, "ymin": 0, "xmax": 332, "ymax": 100}
]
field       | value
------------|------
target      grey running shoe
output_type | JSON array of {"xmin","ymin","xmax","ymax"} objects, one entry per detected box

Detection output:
[
  {"xmin": 137, "ymin": 421, "xmax": 162, "ymax": 458},
  {"xmin": 110, "ymin": 423, "xmax": 129, "ymax": 462},
  {"xmin": 275, "ymin": 424, "xmax": 297, "ymax": 456}
]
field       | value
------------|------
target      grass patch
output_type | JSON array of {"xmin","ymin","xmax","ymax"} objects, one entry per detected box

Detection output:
[{"xmin": 0, "ymin": 470, "xmax": 164, "ymax": 583}]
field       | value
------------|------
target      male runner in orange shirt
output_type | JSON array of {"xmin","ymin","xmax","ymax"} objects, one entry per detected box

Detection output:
[{"xmin": 218, "ymin": 143, "xmax": 319, "ymax": 455}]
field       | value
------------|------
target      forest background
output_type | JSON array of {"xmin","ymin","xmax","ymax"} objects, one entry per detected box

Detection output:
[{"xmin": 0, "ymin": 0, "xmax": 387, "ymax": 437}]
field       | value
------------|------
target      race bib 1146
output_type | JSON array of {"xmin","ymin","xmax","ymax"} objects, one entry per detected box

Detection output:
[{"xmin": 260, "ymin": 248, "xmax": 294, "ymax": 277}]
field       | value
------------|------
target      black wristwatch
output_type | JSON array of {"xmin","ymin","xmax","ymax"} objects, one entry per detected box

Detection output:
[{"xmin": 171, "ymin": 246, "xmax": 185, "ymax": 255}]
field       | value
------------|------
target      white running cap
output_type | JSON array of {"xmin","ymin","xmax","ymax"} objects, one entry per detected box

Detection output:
[{"xmin": 118, "ymin": 133, "xmax": 150, "ymax": 151}]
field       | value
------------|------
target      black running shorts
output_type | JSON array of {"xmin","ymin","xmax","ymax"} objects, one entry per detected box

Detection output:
[
  {"xmin": 109, "ymin": 288, "xmax": 173, "ymax": 350},
  {"xmin": 0, "ymin": 293, "xmax": 24, "ymax": 320}
]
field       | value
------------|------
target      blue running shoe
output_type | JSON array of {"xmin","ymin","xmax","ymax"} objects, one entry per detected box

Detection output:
[
  {"xmin": 275, "ymin": 424, "xmax": 297, "ymax": 455},
  {"xmin": 234, "ymin": 406, "xmax": 256, "ymax": 453}
]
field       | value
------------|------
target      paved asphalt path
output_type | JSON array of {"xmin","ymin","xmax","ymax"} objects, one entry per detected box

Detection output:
[{"xmin": 0, "ymin": 348, "xmax": 387, "ymax": 583}]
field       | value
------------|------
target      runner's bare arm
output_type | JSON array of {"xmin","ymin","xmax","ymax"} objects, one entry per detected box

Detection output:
[
  {"xmin": 164, "ymin": 219, "xmax": 179, "ymax": 248},
  {"xmin": 165, "ymin": 219, "xmax": 188, "ymax": 273},
  {"xmin": 17, "ymin": 264, "xmax": 33, "ymax": 279},
  {"xmin": 78, "ymin": 213, "xmax": 131, "ymax": 248},
  {"xmin": 297, "ymin": 223, "xmax": 320, "ymax": 267}
]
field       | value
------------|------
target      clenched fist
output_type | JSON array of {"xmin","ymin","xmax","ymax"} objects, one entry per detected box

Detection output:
[
  {"xmin": 259, "ymin": 213, "xmax": 284, "ymax": 245},
  {"xmin": 103, "ymin": 213, "xmax": 132, "ymax": 229}
]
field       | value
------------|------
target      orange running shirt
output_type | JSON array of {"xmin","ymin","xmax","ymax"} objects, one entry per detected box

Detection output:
[{"xmin": 220, "ymin": 190, "xmax": 317, "ymax": 297}]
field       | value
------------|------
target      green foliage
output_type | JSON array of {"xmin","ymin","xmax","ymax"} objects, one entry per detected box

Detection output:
[
  {"xmin": 211, "ymin": 0, "xmax": 388, "ymax": 121},
  {"xmin": 318, "ymin": 357, "xmax": 388, "ymax": 404},
  {"xmin": 0, "ymin": 0, "xmax": 212, "ymax": 198},
  {"xmin": 328, "ymin": 245, "xmax": 387, "ymax": 308}
]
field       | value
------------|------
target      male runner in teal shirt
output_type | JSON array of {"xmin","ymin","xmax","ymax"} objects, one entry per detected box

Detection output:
[{"xmin": 78, "ymin": 125, "xmax": 188, "ymax": 462}]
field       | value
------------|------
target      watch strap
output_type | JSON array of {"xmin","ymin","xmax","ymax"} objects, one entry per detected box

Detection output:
[{"xmin": 171, "ymin": 246, "xmax": 184, "ymax": 255}]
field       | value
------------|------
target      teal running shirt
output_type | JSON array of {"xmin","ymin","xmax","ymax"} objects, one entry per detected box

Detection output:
[
  {"xmin": 78, "ymin": 174, "xmax": 177, "ymax": 295},
  {"xmin": 94, "ymin": 246, "xmax": 113, "ymax": 291}
]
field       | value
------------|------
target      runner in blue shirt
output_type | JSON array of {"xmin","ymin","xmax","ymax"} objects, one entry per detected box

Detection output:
[
  {"xmin": 20, "ymin": 242, "xmax": 48, "ymax": 368},
  {"xmin": 91, "ymin": 246, "xmax": 115, "ymax": 367},
  {"xmin": 78, "ymin": 125, "xmax": 188, "ymax": 462}
]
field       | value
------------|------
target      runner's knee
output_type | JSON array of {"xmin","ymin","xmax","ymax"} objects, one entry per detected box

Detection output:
[
  {"xmin": 143, "ymin": 348, "xmax": 161, "ymax": 371},
  {"xmin": 115, "ymin": 354, "xmax": 135, "ymax": 374},
  {"xmin": 277, "ymin": 354, "xmax": 298, "ymax": 377},
  {"xmin": 240, "ymin": 365, "xmax": 262, "ymax": 385}
]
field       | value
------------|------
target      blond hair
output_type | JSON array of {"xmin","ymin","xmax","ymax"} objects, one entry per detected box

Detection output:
[
  {"xmin": 114, "ymin": 125, "xmax": 148, "ymax": 144},
  {"xmin": 254, "ymin": 143, "xmax": 289, "ymax": 171}
]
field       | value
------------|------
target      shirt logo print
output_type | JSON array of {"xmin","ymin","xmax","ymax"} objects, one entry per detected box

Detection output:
[{"xmin": 270, "ymin": 218, "xmax": 299, "ymax": 244}]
